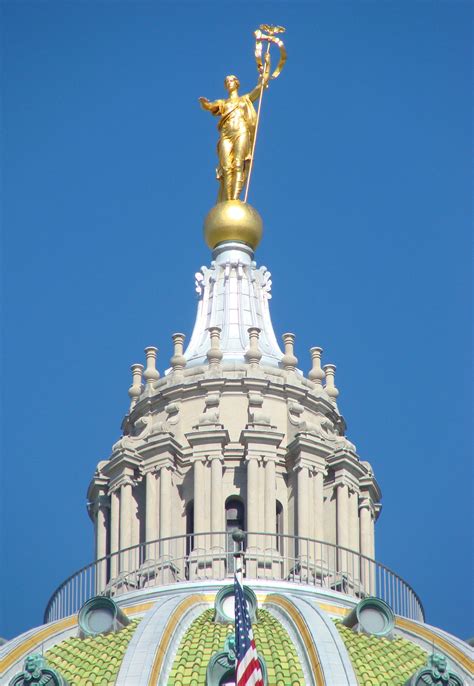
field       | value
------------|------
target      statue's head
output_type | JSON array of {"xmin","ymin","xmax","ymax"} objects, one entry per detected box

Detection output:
[
  {"xmin": 224, "ymin": 75, "xmax": 240, "ymax": 92},
  {"xmin": 430, "ymin": 652, "xmax": 448, "ymax": 673},
  {"xmin": 24, "ymin": 654, "xmax": 43, "ymax": 677}
]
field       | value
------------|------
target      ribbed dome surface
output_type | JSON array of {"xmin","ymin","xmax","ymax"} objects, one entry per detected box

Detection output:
[{"xmin": 168, "ymin": 608, "xmax": 305, "ymax": 686}]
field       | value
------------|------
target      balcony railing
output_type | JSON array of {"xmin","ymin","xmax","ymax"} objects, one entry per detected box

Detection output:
[{"xmin": 44, "ymin": 532, "xmax": 424, "ymax": 624}]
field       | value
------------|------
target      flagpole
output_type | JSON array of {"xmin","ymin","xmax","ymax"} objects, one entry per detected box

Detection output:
[{"xmin": 243, "ymin": 41, "xmax": 271, "ymax": 204}]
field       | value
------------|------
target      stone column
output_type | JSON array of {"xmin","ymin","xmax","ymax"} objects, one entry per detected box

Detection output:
[
  {"xmin": 369, "ymin": 508, "xmax": 377, "ymax": 593},
  {"xmin": 296, "ymin": 462, "xmax": 311, "ymax": 565},
  {"xmin": 120, "ymin": 480, "xmax": 133, "ymax": 571},
  {"xmin": 348, "ymin": 487, "xmax": 360, "ymax": 588},
  {"xmin": 145, "ymin": 469, "xmax": 159, "ymax": 560},
  {"xmin": 359, "ymin": 499, "xmax": 373, "ymax": 594},
  {"xmin": 96, "ymin": 497, "xmax": 109, "ymax": 590},
  {"xmin": 210, "ymin": 456, "xmax": 223, "ymax": 546},
  {"xmin": 336, "ymin": 482, "xmax": 350, "ymax": 575},
  {"xmin": 110, "ymin": 489, "xmax": 120, "ymax": 578},
  {"xmin": 264, "ymin": 456, "xmax": 276, "ymax": 549},
  {"xmin": 246, "ymin": 456, "xmax": 259, "ymax": 548},
  {"xmin": 312, "ymin": 468, "xmax": 327, "ymax": 579},
  {"xmin": 312, "ymin": 469, "xmax": 325, "ymax": 542},
  {"xmin": 159, "ymin": 465, "xmax": 172, "ymax": 557},
  {"xmin": 193, "ymin": 458, "xmax": 207, "ymax": 541}
]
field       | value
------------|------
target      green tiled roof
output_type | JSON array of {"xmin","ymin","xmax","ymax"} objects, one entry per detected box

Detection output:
[
  {"xmin": 168, "ymin": 608, "xmax": 305, "ymax": 686},
  {"xmin": 335, "ymin": 620, "xmax": 428, "ymax": 686},
  {"xmin": 45, "ymin": 619, "xmax": 140, "ymax": 685}
]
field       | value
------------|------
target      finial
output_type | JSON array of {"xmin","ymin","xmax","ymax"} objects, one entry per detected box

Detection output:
[
  {"xmin": 128, "ymin": 363, "xmax": 144, "ymax": 410},
  {"xmin": 308, "ymin": 346, "xmax": 325, "ymax": 385},
  {"xmin": 199, "ymin": 26, "xmax": 285, "ymax": 205},
  {"xmin": 323, "ymin": 364, "xmax": 339, "ymax": 401},
  {"xmin": 207, "ymin": 326, "xmax": 223, "ymax": 368},
  {"xmin": 281, "ymin": 332, "xmax": 298, "ymax": 371},
  {"xmin": 143, "ymin": 347, "xmax": 160, "ymax": 385},
  {"xmin": 245, "ymin": 327, "xmax": 262, "ymax": 366},
  {"xmin": 171, "ymin": 333, "xmax": 187, "ymax": 372}
]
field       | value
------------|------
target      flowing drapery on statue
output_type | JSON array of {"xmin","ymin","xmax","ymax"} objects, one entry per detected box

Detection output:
[{"xmin": 199, "ymin": 26, "xmax": 286, "ymax": 203}]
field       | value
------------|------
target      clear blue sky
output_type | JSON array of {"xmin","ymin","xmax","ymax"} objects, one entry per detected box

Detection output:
[{"xmin": 1, "ymin": 1, "xmax": 472, "ymax": 642}]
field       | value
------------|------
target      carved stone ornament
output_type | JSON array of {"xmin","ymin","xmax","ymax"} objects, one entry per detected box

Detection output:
[
  {"xmin": 9, "ymin": 654, "xmax": 69, "ymax": 686},
  {"xmin": 197, "ymin": 392, "xmax": 221, "ymax": 426},
  {"xmin": 248, "ymin": 391, "xmax": 270, "ymax": 425},
  {"xmin": 405, "ymin": 653, "xmax": 464, "ymax": 686},
  {"xmin": 291, "ymin": 408, "xmax": 339, "ymax": 442}
]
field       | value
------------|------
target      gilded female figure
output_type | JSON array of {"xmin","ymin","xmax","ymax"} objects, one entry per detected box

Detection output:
[{"xmin": 199, "ymin": 53, "xmax": 271, "ymax": 202}]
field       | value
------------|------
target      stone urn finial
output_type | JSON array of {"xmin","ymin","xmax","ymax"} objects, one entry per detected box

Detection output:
[
  {"xmin": 308, "ymin": 346, "xmax": 325, "ymax": 385},
  {"xmin": 323, "ymin": 363, "xmax": 339, "ymax": 401},
  {"xmin": 143, "ymin": 346, "xmax": 160, "ymax": 385},
  {"xmin": 245, "ymin": 326, "xmax": 262, "ymax": 366},
  {"xmin": 128, "ymin": 363, "xmax": 144, "ymax": 410},
  {"xmin": 207, "ymin": 326, "xmax": 223, "ymax": 367},
  {"xmin": 281, "ymin": 332, "xmax": 298, "ymax": 371},
  {"xmin": 171, "ymin": 333, "xmax": 186, "ymax": 372}
]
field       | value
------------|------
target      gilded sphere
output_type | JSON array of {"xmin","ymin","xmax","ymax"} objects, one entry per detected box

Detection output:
[{"xmin": 204, "ymin": 200, "xmax": 263, "ymax": 250}]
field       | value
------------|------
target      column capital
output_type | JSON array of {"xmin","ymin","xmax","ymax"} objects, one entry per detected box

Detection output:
[
  {"xmin": 208, "ymin": 453, "xmax": 224, "ymax": 464},
  {"xmin": 141, "ymin": 432, "xmax": 182, "ymax": 459},
  {"xmin": 261, "ymin": 454, "xmax": 278, "ymax": 465},
  {"xmin": 87, "ymin": 493, "xmax": 110, "ymax": 518},
  {"xmin": 333, "ymin": 475, "xmax": 359, "ymax": 495},
  {"xmin": 140, "ymin": 454, "xmax": 174, "ymax": 475},
  {"xmin": 240, "ymin": 428, "xmax": 284, "ymax": 460},
  {"xmin": 107, "ymin": 474, "xmax": 135, "ymax": 494},
  {"xmin": 186, "ymin": 428, "xmax": 230, "ymax": 460},
  {"xmin": 288, "ymin": 433, "xmax": 329, "ymax": 473},
  {"xmin": 358, "ymin": 496, "xmax": 377, "ymax": 518},
  {"xmin": 311, "ymin": 463, "xmax": 328, "ymax": 478},
  {"xmin": 103, "ymin": 447, "xmax": 142, "ymax": 486}
]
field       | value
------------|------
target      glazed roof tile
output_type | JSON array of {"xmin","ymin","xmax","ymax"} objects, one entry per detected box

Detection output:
[
  {"xmin": 168, "ymin": 608, "xmax": 305, "ymax": 686},
  {"xmin": 335, "ymin": 620, "xmax": 428, "ymax": 686},
  {"xmin": 44, "ymin": 619, "xmax": 140, "ymax": 685}
]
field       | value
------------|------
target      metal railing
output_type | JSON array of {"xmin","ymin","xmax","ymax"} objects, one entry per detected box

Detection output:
[{"xmin": 44, "ymin": 532, "xmax": 424, "ymax": 623}]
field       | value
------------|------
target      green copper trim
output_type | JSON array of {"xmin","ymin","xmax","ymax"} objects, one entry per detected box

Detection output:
[
  {"xmin": 343, "ymin": 597, "xmax": 395, "ymax": 637},
  {"xmin": 9, "ymin": 654, "xmax": 70, "ymax": 686},
  {"xmin": 206, "ymin": 633, "xmax": 268, "ymax": 686},
  {"xmin": 214, "ymin": 584, "xmax": 258, "ymax": 624},
  {"xmin": 78, "ymin": 595, "xmax": 130, "ymax": 637},
  {"xmin": 404, "ymin": 652, "xmax": 464, "ymax": 686}
]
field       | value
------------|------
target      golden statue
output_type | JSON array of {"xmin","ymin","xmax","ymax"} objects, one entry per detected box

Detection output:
[{"xmin": 199, "ymin": 26, "xmax": 286, "ymax": 204}]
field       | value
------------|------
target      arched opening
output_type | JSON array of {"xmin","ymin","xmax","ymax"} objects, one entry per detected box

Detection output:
[
  {"xmin": 276, "ymin": 500, "xmax": 283, "ymax": 554},
  {"xmin": 225, "ymin": 497, "xmax": 245, "ymax": 573}
]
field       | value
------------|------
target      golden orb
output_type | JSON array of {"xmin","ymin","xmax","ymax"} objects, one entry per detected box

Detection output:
[{"xmin": 204, "ymin": 200, "xmax": 263, "ymax": 250}]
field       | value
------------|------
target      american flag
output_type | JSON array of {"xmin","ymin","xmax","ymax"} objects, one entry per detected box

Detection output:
[{"xmin": 234, "ymin": 574, "xmax": 264, "ymax": 686}]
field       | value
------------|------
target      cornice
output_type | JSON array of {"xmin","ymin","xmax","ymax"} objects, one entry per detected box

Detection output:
[{"xmin": 125, "ymin": 374, "xmax": 343, "ymax": 431}]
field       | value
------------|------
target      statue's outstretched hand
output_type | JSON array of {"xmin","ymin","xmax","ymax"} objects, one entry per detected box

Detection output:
[{"xmin": 199, "ymin": 96, "xmax": 210, "ymax": 109}]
